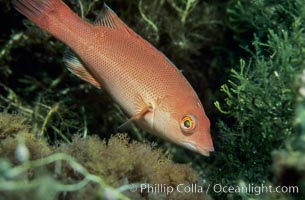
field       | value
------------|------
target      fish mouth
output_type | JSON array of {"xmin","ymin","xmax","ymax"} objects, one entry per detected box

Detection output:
[{"xmin": 181, "ymin": 142, "xmax": 214, "ymax": 156}]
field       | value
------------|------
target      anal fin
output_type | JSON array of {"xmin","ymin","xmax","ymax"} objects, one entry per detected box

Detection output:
[{"xmin": 63, "ymin": 50, "xmax": 101, "ymax": 89}]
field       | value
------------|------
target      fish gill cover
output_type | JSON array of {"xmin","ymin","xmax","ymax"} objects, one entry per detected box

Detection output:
[{"xmin": 0, "ymin": 0, "xmax": 304, "ymax": 200}]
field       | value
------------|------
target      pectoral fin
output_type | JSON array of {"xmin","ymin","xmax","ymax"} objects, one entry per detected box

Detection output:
[{"xmin": 117, "ymin": 95, "xmax": 153, "ymax": 130}]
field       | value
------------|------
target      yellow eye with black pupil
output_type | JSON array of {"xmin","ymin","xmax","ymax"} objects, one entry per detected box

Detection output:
[{"xmin": 180, "ymin": 115, "xmax": 197, "ymax": 134}]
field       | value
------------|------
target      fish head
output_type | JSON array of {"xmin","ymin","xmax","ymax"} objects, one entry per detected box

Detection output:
[{"xmin": 152, "ymin": 94, "xmax": 214, "ymax": 156}]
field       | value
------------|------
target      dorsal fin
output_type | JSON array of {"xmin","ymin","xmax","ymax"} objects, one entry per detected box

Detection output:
[
  {"xmin": 63, "ymin": 50, "xmax": 101, "ymax": 89},
  {"xmin": 94, "ymin": 3, "xmax": 119, "ymax": 28},
  {"xmin": 95, "ymin": 4, "xmax": 165, "ymax": 60},
  {"xmin": 94, "ymin": 4, "xmax": 135, "ymax": 33}
]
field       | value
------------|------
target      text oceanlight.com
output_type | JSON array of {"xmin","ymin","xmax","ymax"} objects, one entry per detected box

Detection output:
[{"xmin": 132, "ymin": 183, "xmax": 299, "ymax": 196}]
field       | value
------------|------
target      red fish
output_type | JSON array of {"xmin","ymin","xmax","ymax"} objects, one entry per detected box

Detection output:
[{"xmin": 13, "ymin": 0, "xmax": 214, "ymax": 156}]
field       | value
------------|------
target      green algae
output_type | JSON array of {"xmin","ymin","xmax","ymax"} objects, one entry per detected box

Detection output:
[{"xmin": 211, "ymin": 0, "xmax": 305, "ymax": 199}]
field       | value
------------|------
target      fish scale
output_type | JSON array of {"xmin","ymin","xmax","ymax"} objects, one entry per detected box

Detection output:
[
  {"xmin": 90, "ymin": 29, "xmax": 180, "ymax": 111},
  {"xmin": 13, "ymin": 0, "xmax": 214, "ymax": 156}
]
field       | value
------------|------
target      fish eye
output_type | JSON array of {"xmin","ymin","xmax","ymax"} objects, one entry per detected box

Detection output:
[{"xmin": 180, "ymin": 115, "xmax": 197, "ymax": 134}]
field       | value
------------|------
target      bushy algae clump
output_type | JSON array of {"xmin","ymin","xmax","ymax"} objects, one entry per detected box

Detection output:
[
  {"xmin": 0, "ymin": 113, "xmax": 210, "ymax": 200},
  {"xmin": 210, "ymin": 0, "xmax": 305, "ymax": 199},
  {"xmin": 269, "ymin": 71, "xmax": 305, "ymax": 200}
]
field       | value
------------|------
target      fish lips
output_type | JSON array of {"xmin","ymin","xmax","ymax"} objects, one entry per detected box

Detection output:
[{"xmin": 181, "ymin": 142, "xmax": 214, "ymax": 156}]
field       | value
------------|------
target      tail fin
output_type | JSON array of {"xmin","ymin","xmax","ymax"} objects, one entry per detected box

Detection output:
[
  {"xmin": 13, "ymin": 0, "xmax": 63, "ymax": 30},
  {"xmin": 12, "ymin": 0, "xmax": 90, "ymax": 45}
]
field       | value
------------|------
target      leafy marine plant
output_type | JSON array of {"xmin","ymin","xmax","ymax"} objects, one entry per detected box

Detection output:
[{"xmin": 210, "ymin": 0, "xmax": 305, "ymax": 199}]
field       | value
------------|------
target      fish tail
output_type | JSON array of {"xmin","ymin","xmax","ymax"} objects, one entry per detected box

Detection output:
[
  {"xmin": 12, "ymin": 0, "xmax": 90, "ymax": 45},
  {"xmin": 13, "ymin": 0, "xmax": 68, "ymax": 31}
]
